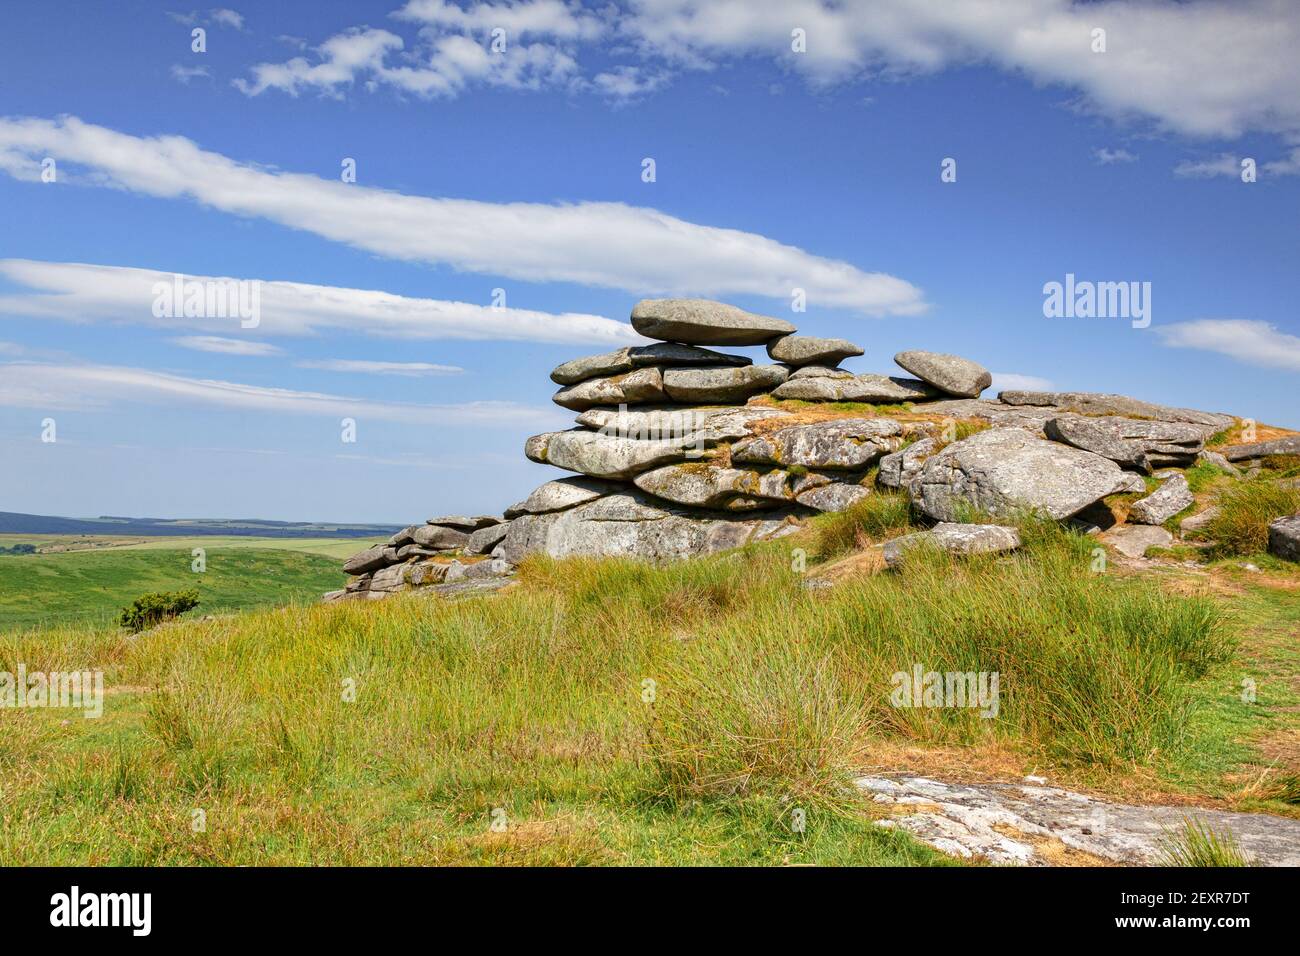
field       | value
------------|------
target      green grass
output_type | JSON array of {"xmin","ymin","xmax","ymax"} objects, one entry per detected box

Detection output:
[
  {"xmin": 1202, "ymin": 478, "xmax": 1300, "ymax": 557},
  {"xmin": 0, "ymin": 516, "xmax": 1271, "ymax": 865},
  {"xmin": 0, "ymin": 548, "xmax": 349, "ymax": 631},
  {"xmin": 1157, "ymin": 819, "xmax": 1250, "ymax": 867},
  {"xmin": 812, "ymin": 491, "xmax": 915, "ymax": 558}
]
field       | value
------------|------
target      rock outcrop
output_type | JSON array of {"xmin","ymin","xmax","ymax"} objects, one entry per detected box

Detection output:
[{"xmin": 333, "ymin": 296, "xmax": 1273, "ymax": 600}]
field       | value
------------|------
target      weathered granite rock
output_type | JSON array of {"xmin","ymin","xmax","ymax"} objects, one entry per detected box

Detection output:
[
  {"xmin": 525, "ymin": 428, "xmax": 715, "ymax": 479},
  {"xmin": 1044, "ymin": 415, "xmax": 1204, "ymax": 470},
  {"xmin": 387, "ymin": 526, "xmax": 417, "ymax": 547},
  {"xmin": 553, "ymin": 367, "xmax": 665, "ymax": 411},
  {"xmin": 1219, "ymin": 435, "xmax": 1300, "ymax": 461},
  {"xmin": 633, "ymin": 462, "xmax": 797, "ymax": 510},
  {"xmin": 766, "ymin": 334, "xmax": 863, "ymax": 367},
  {"xmin": 795, "ymin": 482, "xmax": 871, "ymax": 512},
  {"xmin": 466, "ymin": 521, "xmax": 511, "ymax": 555},
  {"xmin": 1127, "ymin": 473, "xmax": 1194, "ymax": 525},
  {"xmin": 894, "ymin": 350, "xmax": 991, "ymax": 398},
  {"xmin": 426, "ymin": 515, "xmax": 500, "ymax": 531},
  {"xmin": 883, "ymin": 523, "xmax": 1021, "ymax": 568},
  {"xmin": 661, "ymin": 364, "xmax": 789, "ymax": 404},
  {"xmin": 1112, "ymin": 472, "xmax": 1148, "ymax": 494},
  {"xmin": 575, "ymin": 404, "xmax": 789, "ymax": 443},
  {"xmin": 550, "ymin": 343, "xmax": 750, "ymax": 385},
  {"xmin": 878, "ymin": 437, "xmax": 939, "ymax": 489},
  {"xmin": 342, "ymin": 545, "xmax": 392, "ymax": 575},
  {"xmin": 999, "ymin": 391, "xmax": 1234, "ymax": 431},
  {"xmin": 772, "ymin": 373, "xmax": 939, "ymax": 403},
  {"xmin": 504, "ymin": 476, "xmax": 622, "ymax": 517},
  {"xmin": 444, "ymin": 558, "xmax": 514, "ymax": 582},
  {"xmin": 630, "ymin": 298, "xmax": 795, "ymax": 346},
  {"xmin": 412, "ymin": 524, "xmax": 471, "ymax": 549},
  {"xmin": 732, "ymin": 418, "xmax": 903, "ymax": 470},
  {"xmin": 1268, "ymin": 515, "xmax": 1300, "ymax": 561},
  {"xmin": 499, "ymin": 490, "xmax": 800, "ymax": 563},
  {"xmin": 858, "ymin": 774, "xmax": 1300, "ymax": 866},
  {"xmin": 1179, "ymin": 506, "xmax": 1220, "ymax": 533},
  {"xmin": 1100, "ymin": 524, "xmax": 1174, "ymax": 558},
  {"xmin": 908, "ymin": 427, "xmax": 1132, "ymax": 521},
  {"xmin": 1198, "ymin": 450, "xmax": 1240, "ymax": 475}
]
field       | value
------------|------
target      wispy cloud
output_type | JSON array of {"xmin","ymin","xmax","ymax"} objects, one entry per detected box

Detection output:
[
  {"xmin": 170, "ymin": 64, "xmax": 212, "ymax": 84},
  {"xmin": 1156, "ymin": 319, "xmax": 1300, "ymax": 372},
  {"xmin": 990, "ymin": 372, "xmax": 1054, "ymax": 392},
  {"xmin": 1093, "ymin": 147, "xmax": 1137, "ymax": 165},
  {"xmin": 295, "ymin": 359, "xmax": 464, "ymax": 376},
  {"xmin": 0, "ymin": 361, "xmax": 560, "ymax": 426},
  {"xmin": 171, "ymin": 335, "xmax": 284, "ymax": 356},
  {"xmin": 0, "ymin": 118, "xmax": 925, "ymax": 315},
  {"xmin": 0, "ymin": 260, "xmax": 645, "ymax": 346},
  {"xmin": 209, "ymin": 8, "xmax": 245, "ymax": 30},
  {"xmin": 1174, "ymin": 153, "xmax": 1246, "ymax": 178}
]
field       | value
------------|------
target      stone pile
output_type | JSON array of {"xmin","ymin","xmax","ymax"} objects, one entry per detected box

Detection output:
[{"xmin": 333, "ymin": 296, "xmax": 1298, "ymax": 600}]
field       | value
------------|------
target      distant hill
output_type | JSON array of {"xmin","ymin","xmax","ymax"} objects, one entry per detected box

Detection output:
[{"xmin": 0, "ymin": 511, "xmax": 404, "ymax": 538}]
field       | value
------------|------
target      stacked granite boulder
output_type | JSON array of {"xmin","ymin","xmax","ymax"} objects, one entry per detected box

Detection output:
[{"xmin": 335, "ymin": 295, "xmax": 1282, "ymax": 598}]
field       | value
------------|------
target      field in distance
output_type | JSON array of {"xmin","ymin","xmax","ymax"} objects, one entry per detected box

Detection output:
[{"xmin": 0, "ymin": 535, "xmax": 386, "ymax": 631}]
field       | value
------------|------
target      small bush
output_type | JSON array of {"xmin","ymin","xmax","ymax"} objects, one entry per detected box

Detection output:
[
  {"xmin": 117, "ymin": 589, "xmax": 200, "ymax": 633},
  {"xmin": 1204, "ymin": 479, "xmax": 1300, "ymax": 557}
]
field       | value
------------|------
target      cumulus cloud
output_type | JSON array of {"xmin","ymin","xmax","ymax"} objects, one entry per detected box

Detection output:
[
  {"xmin": 295, "ymin": 359, "xmax": 464, "ymax": 376},
  {"xmin": 0, "ymin": 120, "xmax": 925, "ymax": 314},
  {"xmin": 0, "ymin": 361, "xmax": 557, "ymax": 426},
  {"xmin": 172, "ymin": 335, "xmax": 284, "ymax": 356},
  {"xmin": 0, "ymin": 260, "xmax": 646, "ymax": 346},
  {"xmin": 1156, "ymin": 319, "xmax": 1300, "ymax": 372}
]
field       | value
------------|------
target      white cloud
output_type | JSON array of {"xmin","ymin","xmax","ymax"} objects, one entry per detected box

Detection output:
[
  {"xmin": 0, "ymin": 260, "xmax": 645, "ymax": 346},
  {"xmin": 1173, "ymin": 153, "xmax": 1245, "ymax": 178},
  {"xmin": 296, "ymin": 359, "xmax": 464, "ymax": 376},
  {"xmin": 394, "ymin": 0, "xmax": 604, "ymax": 40},
  {"xmin": 172, "ymin": 335, "xmax": 284, "ymax": 356},
  {"xmin": 1093, "ymin": 147, "xmax": 1137, "ymax": 165},
  {"xmin": 0, "ymin": 362, "xmax": 558, "ymax": 426},
  {"xmin": 209, "ymin": 8, "xmax": 245, "ymax": 30},
  {"xmin": 0, "ymin": 119, "xmax": 925, "ymax": 314},
  {"xmin": 170, "ymin": 64, "xmax": 212, "ymax": 84},
  {"xmin": 592, "ymin": 65, "xmax": 670, "ymax": 100},
  {"xmin": 1156, "ymin": 319, "xmax": 1300, "ymax": 372},
  {"xmin": 619, "ymin": 0, "xmax": 1300, "ymax": 141},
  {"xmin": 990, "ymin": 372, "xmax": 1054, "ymax": 392}
]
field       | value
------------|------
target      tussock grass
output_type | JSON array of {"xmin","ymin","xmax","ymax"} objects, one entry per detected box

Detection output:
[
  {"xmin": 812, "ymin": 492, "xmax": 914, "ymax": 558},
  {"xmin": 1203, "ymin": 479, "xmax": 1300, "ymax": 557},
  {"xmin": 1157, "ymin": 818, "xmax": 1250, "ymax": 867},
  {"xmin": 0, "ymin": 517, "xmax": 1244, "ymax": 864}
]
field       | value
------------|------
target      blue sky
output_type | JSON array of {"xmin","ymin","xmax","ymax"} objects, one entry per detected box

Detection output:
[{"xmin": 1, "ymin": 0, "xmax": 1297, "ymax": 522}]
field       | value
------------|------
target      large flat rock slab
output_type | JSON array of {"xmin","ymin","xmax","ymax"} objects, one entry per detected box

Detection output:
[
  {"xmin": 766, "ymin": 334, "xmax": 863, "ymax": 367},
  {"xmin": 661, "ymin": 364, "xmax": 789, "ymax": 403},
  {"xmin": 525, "ymin": 428, "xmax": 715, "ymax": 479},
  {"xmin": 999, "ymin": 390, "xmax": 1234, "ymax": 431},
  {"xmin": 858, "ymin": 775, "xmax": 1300, "ymax": 866},
  {"xmin": 631, "ymin": 298, "xmax": 795, "ymax": 346},
  {"xmin": 552, "ymin": 367, "xmax": 665, "ymax": 411},
  {"xmin": 499, "ymin": 490, "xmax": 800, "ymax": 562},
  {"xmin": 1045, "ymin": 415, "xmax": 1205, "ymax": 470},
  {"xmin": 733, "ymin": 418, "xmax": 903, "ymax": 470},
  {"xmin": 550, "ymin": 343, "xmax": 750, "ymax": 385},
  {"xmin": 1220, "ymin": 435, "xmax": 1300, "ymax": 461},
  {"xmin": 772, "ymin": 373, "xmax": 939, "ymax": 403}
]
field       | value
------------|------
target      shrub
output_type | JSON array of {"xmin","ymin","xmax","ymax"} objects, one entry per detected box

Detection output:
[
  {"xmin": 117, "ymin": 589, "xmax": 200, "ymax": 633},
  {"xmin": 1203, "ymin": 479, "xmax": 1300, "ymax": 557}
]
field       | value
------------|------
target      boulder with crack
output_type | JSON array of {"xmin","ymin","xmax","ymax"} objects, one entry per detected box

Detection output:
[
  {"xmin": 1044, "ymin": 415, "xmax": 1205, "ymax": 470},
  {"xmin": 908, "ymin": 427, "xmax": 1133, "ymax": 521},
  {"xmin": 732, "ymin": 418, "xmax": 903, "ymax": 470}
]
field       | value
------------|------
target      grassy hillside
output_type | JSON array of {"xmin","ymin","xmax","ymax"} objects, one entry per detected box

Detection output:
[
  {"xmin": 1, "ymin": 512, "xmax": 1295, "ymax": 866},
  {"xmin": 0, "ymin": 546, "xmax": 351, "ymax": 631}
]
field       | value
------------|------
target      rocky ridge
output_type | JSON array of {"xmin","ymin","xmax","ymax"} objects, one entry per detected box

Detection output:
[{"xmin": 331, "ymin": 297, "xmax": 1298, "ymax": 601}]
